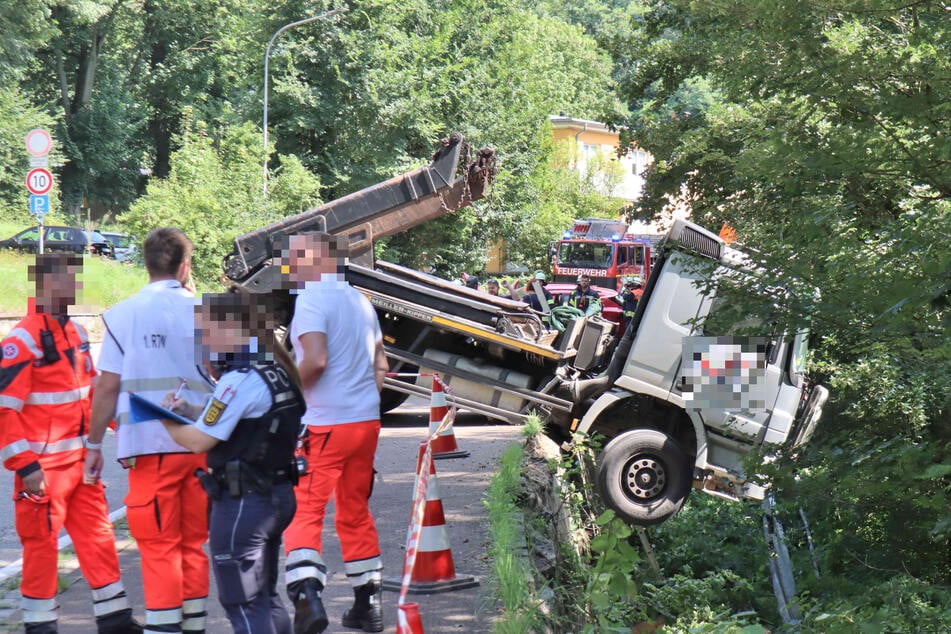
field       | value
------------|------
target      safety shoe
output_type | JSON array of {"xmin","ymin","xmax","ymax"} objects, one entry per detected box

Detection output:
[
  {"xmin": 24, "ymin": 621, "xmax": 57, "ymax": 634},
  {"xmin": 341, "ymin": 581, "xmax": 383, "ymax": 632},
  {"xmin": 289, "ymin": 578, "xmax": 329, "ymax": 634},
  {"xmin": 96, "ymin": 608, "xmax": 144, "ymax": 633}
]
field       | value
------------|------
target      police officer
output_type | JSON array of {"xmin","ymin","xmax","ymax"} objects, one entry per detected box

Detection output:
[
  {"xmin": 0, "ymin": 254, "xmax": 140, "ymax": 633},
  {"xmin": 619, "ymin": 275, "xmax": 643, "ymax": 332},
  {"xmin": 160, "ymin": 290, "xmax": 305, "ymax": 634},
  {"xmin": 568, "ymin": 274, "xmax": 602, "ymax": 316}
]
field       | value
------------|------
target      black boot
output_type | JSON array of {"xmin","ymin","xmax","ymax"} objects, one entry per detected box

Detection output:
[
  {"xmin": 341, "ymin": 581, "xmax": 383, "ymax": 633},
  {"xmin": 24, "ymin": 622, "xmax": 57, "ymax": 634},
  {"xmin": 288, "ymin": 578, "xmax": 328, "ymax": 634},
  {"xmin": 96, "ymin": 608, "xmax": 143, "ymax": 634}
]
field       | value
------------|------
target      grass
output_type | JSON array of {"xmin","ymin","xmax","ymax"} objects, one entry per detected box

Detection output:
[
  {"xmin": 484, "ymin": 416, "xmax": 549, "ymax": 633},
  {"xmin": 0, "ymin": 250, "xmax": 149, "ymax": 316}
]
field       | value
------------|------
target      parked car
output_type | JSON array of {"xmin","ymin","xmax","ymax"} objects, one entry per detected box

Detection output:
[
  {"xmin": 0, "ymin": 225, "xmax": 87, "ymax": 255},
  {"xmin": 100, "ymin": 231, "xmax": 138, "ymax": 262},
  {"xmin": 84, "ymin": 230, "xmax": 114, "ymax": 257}
]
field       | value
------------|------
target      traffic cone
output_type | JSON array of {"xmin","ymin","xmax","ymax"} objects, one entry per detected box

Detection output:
[
  {"xmin": 396, "ymin": 603, "xmax": 424, "ymax": 634},
  {"xmin": 429, "ymin": 375, "xmax": 469, "ymax": 459},
  {"xmin": 382, "ymin": 442, "xmax": 478, "ymax": 594}
]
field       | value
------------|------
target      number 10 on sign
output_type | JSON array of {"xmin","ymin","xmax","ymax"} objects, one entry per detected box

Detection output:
[{"xmin": 26, "ymin": 168, "xmax": 53, "ymax": 196}]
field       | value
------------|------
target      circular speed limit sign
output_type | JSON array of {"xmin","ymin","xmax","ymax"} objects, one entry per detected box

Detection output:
[{"xmin": 26, "ymin": 168, "xmax": 54, "ymax": 196}]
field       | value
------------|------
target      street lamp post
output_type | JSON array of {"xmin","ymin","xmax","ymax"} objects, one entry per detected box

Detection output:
[{"xmin": 262, "ymin": 7, "xmax": 343, "ymax": 196}]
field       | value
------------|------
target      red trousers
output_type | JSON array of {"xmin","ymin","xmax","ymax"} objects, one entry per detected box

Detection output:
[
  {"xmin": 15, "ymin": 461, "xmax": 121, "ymax": 602},
  {"xmin": 126, "ymin": 453, "xmax": 209, "ymax": 630},
  {"xmin": 285, "ymin": 421, "xmax": 382, "ymax": 575}
]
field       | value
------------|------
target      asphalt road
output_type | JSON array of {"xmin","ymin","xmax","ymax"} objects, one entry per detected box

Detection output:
[{"xmin": 0, "ymin": 397, "xmax": 524, "ymax": 633}]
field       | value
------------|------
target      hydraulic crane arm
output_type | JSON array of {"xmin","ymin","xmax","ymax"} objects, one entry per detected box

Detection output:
[{"xmin": 223, "ymin": 132, "xmax": 496, "ymax": 293}]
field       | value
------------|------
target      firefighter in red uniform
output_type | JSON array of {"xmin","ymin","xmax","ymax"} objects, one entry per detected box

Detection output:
[{"xmin": 0, "ymin": 254, "xmax": 141, "ymax": 634}]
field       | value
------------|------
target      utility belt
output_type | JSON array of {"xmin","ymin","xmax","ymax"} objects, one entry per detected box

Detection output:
[{"xmin": 195, "ymin": 458, "xmax": 303, "ymax": 500}]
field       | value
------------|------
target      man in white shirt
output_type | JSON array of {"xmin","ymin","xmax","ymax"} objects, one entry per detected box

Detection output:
[
  {"xmin": 281, "ymin": 232, "xmax": 388, "ymax": 634},
  {"xmin": 84, "ymin": 228, "xmax": 212, "ymax": 634}
]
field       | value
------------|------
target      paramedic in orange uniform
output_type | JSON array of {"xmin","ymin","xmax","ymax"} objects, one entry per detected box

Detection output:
[
  {"xmin": 0, "ymin": 253, "xmax": 141, "ymax": 634},
  {"xmin": 280, "ymin": 232, "xmax": 388, "ymax": 634},
  {"xmin": 85, "ymin": 228, "xmax": 212, "ymax": 634}
]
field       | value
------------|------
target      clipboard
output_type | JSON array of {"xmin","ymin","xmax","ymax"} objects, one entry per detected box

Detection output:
[{"xmin": 128, "ymin": 392, "xmax": 194, "ymax": 426}]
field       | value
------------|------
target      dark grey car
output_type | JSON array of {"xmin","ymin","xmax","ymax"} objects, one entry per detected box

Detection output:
[{"xmin": 0, "ymin": 225, "xmax": 88, "ymax": 255}]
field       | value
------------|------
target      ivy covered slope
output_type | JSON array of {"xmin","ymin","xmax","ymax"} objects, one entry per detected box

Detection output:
[{"xmin": 615, "ymin": 0, "xmax": 949, "ymax": 612}]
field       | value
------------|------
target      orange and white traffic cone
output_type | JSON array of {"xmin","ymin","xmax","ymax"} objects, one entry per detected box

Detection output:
[
  {"xmin": 429, "ymin": 374, "xmax": 469, "ymax": 459},
  {"xmin": 383, "ymin": 441, "xmax": 478, "ymax": 595},
  {"xmin": 396, "ymin": 602, "xmax": 424, "ymax": 634}
]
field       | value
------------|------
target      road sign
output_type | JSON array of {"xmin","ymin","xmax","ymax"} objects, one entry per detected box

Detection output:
[
  {"xmin": 26, "ymin": 168, "xmax": 53, "ymax": 195},
  {"xmin": 30, "ymin": 194, "xmax": 49, "ymax": 221},
  {"xmin": 25, "ymin": 129, "xmax": 52, "ymax": 157},
  {"xmin": 29, "ymin": 156, "xmax": 49, "ymax": 168}
]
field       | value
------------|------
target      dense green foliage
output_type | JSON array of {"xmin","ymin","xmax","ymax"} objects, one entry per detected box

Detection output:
[{"xmin": 0, "ymin": 0, "xmax": 620, "ymax": 280}]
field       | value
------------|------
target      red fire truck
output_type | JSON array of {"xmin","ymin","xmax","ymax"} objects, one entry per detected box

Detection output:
[{"xmin": 551, "ymin": 218, "xmax": 655, "ymax": 290}]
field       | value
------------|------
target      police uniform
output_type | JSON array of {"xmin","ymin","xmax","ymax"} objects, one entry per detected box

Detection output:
[
  {"xmin": 98, "ymin": 279, "xmax": 213, "ymax": 633},
  {"xmin": 0, "ymin": 311, "xmax": 136, "ymax": 633},
  {"xmin": 191, "ymin": 363, "xmax": 303, "ymax": 634}
]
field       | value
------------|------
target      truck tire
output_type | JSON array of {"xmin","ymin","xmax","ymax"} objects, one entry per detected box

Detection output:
[
  {"xmin": 380, "ymin": 389, "xmax": 410, "ymax": 414},
  {"xmin": 596, "ymin": 429, "xmax": 693, "ymax": 526}
]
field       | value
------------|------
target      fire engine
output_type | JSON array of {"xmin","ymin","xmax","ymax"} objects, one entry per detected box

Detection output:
[{"xmin": 551, "ymin": 218, "xmax": 655, "ymax": 290}]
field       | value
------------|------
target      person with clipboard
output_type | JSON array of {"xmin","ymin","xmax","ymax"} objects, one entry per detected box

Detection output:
[{"xmin": 156, "ymin": 289, "xmax": 305, "ymax": 634}]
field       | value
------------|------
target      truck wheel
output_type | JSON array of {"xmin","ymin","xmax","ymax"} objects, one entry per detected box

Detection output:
[
  {"xmin": 380, "ymin": 389, "xmax": 410, "ymax": 414},
  {"xmin": 596, "ymin": 429, "xmax": 692, "ymax": 526}
]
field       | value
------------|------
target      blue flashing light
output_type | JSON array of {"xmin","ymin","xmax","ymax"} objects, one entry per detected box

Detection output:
[
  {"xmin": 611, "ymin": 233, "xmax": 622, "ymax": 241},
  {"xmin": 563, "ymin": 230, "xmax": 573, "ymax": 239}
]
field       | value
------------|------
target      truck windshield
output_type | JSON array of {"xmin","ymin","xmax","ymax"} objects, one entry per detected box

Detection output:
[{"xmin": 558, "ymin": 242, "xmax": 614, "ymax": 268}]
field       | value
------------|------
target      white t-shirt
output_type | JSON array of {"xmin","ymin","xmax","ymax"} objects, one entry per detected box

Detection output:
[
  {"xmin": 290, "ymin": 277, "xmax": 382, "ymax": 426},
  {"xmin": 192, "ymin": 369, "xmax": 271, "ymax": 441}
]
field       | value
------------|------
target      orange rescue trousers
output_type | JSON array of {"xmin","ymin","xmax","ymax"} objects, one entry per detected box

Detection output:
[
  {"xmin": 125, "ymin": 453, "xmax": 209, "ymax": 632},
  {"xmin": 285, "ymin": 420, "xmax": 383, "ymax": 588},
  {"xmin": 15, "ymin": 461, "xmax": 120, "ymax": 601}
]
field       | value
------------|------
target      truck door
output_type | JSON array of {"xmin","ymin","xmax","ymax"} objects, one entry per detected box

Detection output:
[{"xmin": 614, "ymin": 250, "xmax": 711, "ymax": 401}]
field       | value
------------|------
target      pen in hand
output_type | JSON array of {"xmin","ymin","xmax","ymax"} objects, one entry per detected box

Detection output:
[{"xmin": 172, "ymin": 379, "xmax": 187, "ymax": 401}]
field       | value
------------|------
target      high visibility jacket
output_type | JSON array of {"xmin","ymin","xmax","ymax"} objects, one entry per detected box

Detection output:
[
  {"xmin": 0, "ymin": 311, "xmax": 95, "ymax": 475},
  {"xmin": 97, "ymin": 280, "xmax": 212, "ymax": 459}
]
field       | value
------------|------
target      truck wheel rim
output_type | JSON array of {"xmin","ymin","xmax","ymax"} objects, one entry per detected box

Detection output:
[{"xmin": 624, "ymin": 456, "xmax": 666, "ymax": 500}]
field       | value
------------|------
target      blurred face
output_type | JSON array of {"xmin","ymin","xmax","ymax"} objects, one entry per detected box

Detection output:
[
  {"xmin": 280, "ymin": 234, "xmax": 341, "ymax": 286},
  {"xmin": 33, "ymin": 257, "xmax": 81, "ymax": 313},
  {"xmin": 487, "ymin": 282, "xmax": 500, "ymax": 296},
  {"xmin": 196, "ymin": 309, "xmax": 246, "ymax": 361},
  {"xmin": 580, "ymin": 275, "xmax": 591, "ymax": 290}
]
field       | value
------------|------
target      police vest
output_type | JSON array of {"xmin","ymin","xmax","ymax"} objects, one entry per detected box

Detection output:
[
  {"xmin": 207, "ymin": 364, "xmax": 303, "ymax": 478},
  {"xmin": 102, "ymin": 281, "xmax": 213, "ymax": 459}
]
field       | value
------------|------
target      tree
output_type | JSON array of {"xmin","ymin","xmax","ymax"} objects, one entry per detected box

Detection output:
[
  {"xmin": 615, "ymin": 0, "xmax": 950, "ymax": 613},
  {"xmin": 122, "ymin": 117, "xmax": 320, "ymax": 285},
  {"xmin": 263, "ymin": 0, "xmax": 623, "ymax": 276}
]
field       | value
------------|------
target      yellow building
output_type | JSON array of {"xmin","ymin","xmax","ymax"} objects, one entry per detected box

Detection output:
[
  {"xmin": 485, "ymin": 115, "xmax": 653, "ymax": 275},
  {"xmin": 549, "ymin": 114, "xmax": 651, "ymax": 202}
]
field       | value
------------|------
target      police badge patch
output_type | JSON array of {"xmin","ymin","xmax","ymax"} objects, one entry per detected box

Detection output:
[
  {"xmin": 203, "ymin": 399, "xmax": 227, "ymax": 426},
  {"xmin": 203, "ymin": 383, "xmax": 237, "ymax": 426}
]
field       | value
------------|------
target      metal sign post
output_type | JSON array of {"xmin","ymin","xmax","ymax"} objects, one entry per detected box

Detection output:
[{"xmin": 25, "ymin": 129, "xmax": 52, "ymax": 254}]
